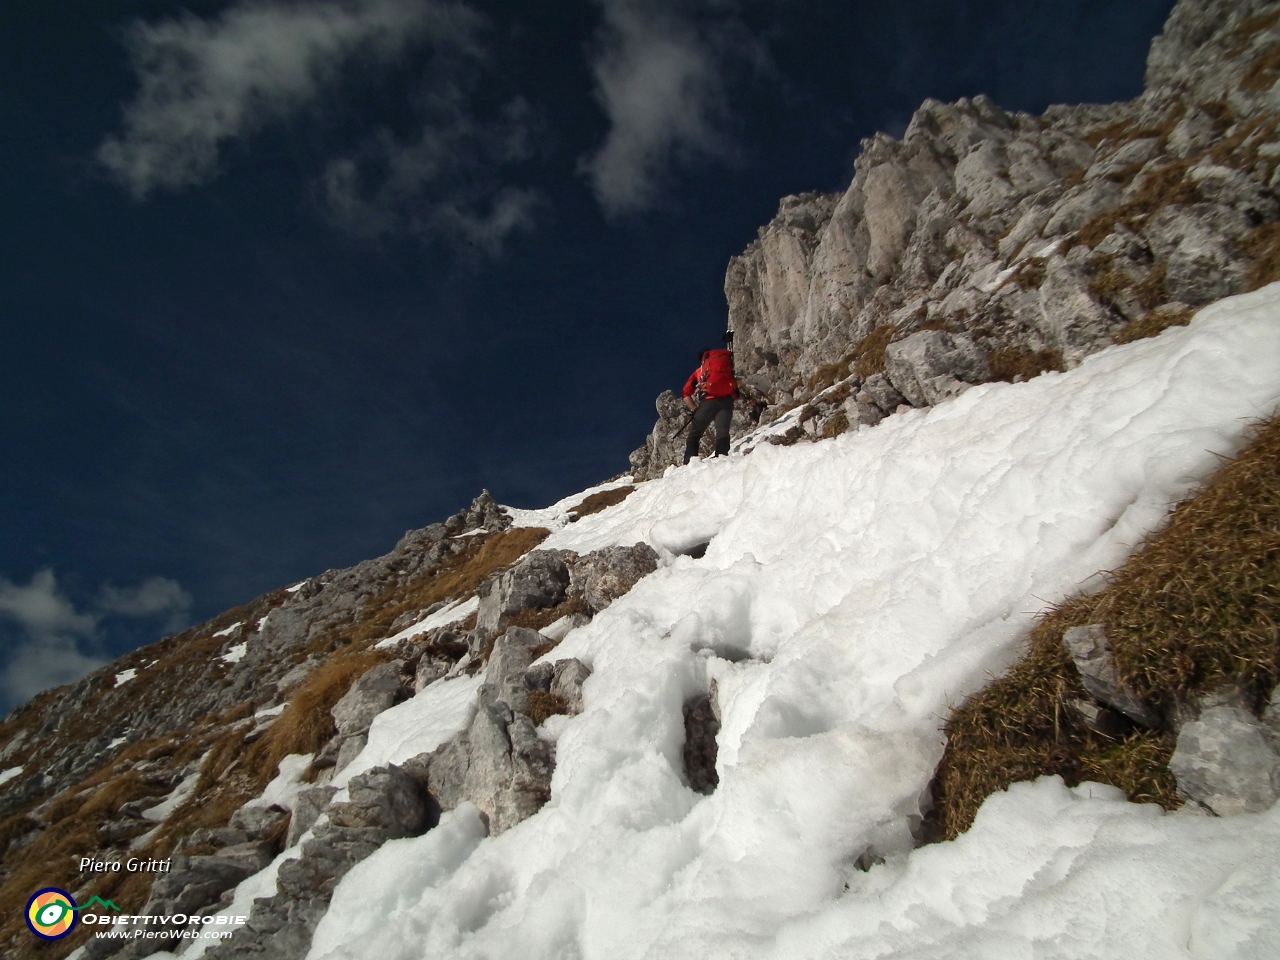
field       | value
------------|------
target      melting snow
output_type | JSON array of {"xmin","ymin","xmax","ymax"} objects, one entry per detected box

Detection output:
[
  {"xmin": 142, "ymin": 769, "xmax": 201, "ymax": 822},
  {"xmin": 253, "ymin": 287, "xmax": 1280, "ymax": 960},
  {"xmin": 244, "ymin": 753, "xmax": 313, "ymax": 813},
  {"xmin": 212, "ymin": 620, "xmax": 244, "ymax": 638},
  {"xmin": 504, "ymin": 477, "xmax": 634, "ymax": 530},
  {"xmin": 221, "ymin": 642, "xmax": 248, "ymax": 664},
  {"xmin": 376, "ymin": 597, "xmax": 480, "ymax": 649}
]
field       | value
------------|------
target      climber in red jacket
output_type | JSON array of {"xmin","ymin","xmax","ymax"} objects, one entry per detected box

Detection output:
[{"xmin": 682, "ymin": 348, "xmax": 739, "ymax": 464}]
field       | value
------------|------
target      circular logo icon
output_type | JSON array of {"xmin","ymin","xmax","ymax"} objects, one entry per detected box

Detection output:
[{"xmin": 26, "ymin": 888, "xmax": 77, "ymax": 940}]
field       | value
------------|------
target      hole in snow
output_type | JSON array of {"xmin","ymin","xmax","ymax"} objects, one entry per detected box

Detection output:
[{"xmin": 682, "ymin": 685, "xmax": 721, "ymax": 795}]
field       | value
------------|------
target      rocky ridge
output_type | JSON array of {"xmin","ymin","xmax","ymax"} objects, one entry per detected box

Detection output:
[
  {"xmin": 632, "ymin": 0, "xmax": 1280, "ymax": 476},
  {"xmin": 0, "ymin": 489, "xmax": 661, "ymax": 960}
]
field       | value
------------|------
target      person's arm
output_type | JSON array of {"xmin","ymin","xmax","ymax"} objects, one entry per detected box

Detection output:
[{"xmin": 682, "ymin": 370, "xmax": 699, "ymax": 410}]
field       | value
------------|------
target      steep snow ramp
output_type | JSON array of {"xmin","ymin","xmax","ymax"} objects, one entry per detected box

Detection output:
[{"xmin": 308, "ymin": 287, "xmax": 1280, "ymax": 960}]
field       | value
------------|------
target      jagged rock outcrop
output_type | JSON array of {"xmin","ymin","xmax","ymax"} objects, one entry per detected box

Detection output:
[
  {"xmin": 1169, "ymin": 686, "xmax": 1280, "ymax": 815},
  {"xmin": 632, "ymin": 0, "xmax": 1280, "ymax": 477}
]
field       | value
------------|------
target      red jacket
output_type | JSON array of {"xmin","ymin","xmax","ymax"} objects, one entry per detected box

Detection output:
[{"xmin": 683, "ymin": 349, "xmax": 738, "ymax": 401}]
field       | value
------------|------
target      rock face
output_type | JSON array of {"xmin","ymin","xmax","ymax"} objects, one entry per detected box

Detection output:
[
  {"xmin": 1062, "ymin": 624, "xmax": 1162, "ymax": 728},
  {"xmin": 1170, "ymin": 688, "xmax": 1280, "ymax": 815},
  {"xmin": 631, "ymin": 0, "xmax": 1280, "ymax": 477},
  {"xmin": 476, "ymin": 550, "xmax": 570, "ymax": 636}
]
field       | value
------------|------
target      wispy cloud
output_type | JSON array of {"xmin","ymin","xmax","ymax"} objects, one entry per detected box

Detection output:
[
  {"xmin": 580, "ymin": 0, "xmax": 766, "ymax": 217},
  {"xmin": 0, "ymin": 571, "xmax": 191, "ymax": 709},
  {"xmin": 317, "ymin": 87, "xmax": 541, "ymax": 255},
  {"xmin": 98, "ymin": 0, "xmax": 479, "ymax": 198}
]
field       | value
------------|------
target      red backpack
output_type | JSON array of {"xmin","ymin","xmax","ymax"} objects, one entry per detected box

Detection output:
[{"xmin": 697, "ymin": 349, "xmax": 737, "ymax": 400}]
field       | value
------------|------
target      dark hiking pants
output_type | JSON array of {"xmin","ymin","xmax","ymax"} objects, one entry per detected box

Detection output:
[{"xmin": 684, "ymin": 396, "xmax": 734, "ymax": 463}]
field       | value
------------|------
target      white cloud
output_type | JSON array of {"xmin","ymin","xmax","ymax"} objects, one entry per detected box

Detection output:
[
  {"xmin": 99, "ymin": 576, "xmax": 193, "ymax": 633},
  {"xmin": 98, "ymin": 0, "xmax": 478, "ymax": 198},
  {"xmin": 318, "ymin": 90, "xmax": 540, "ymax": 253},
  {"xmin": 0, "ymin": 570, "xmax": 192, "ymax": 709},
  {"xmin": 580, "ymin": 0, "xmax": 765, "ymax": 217}
]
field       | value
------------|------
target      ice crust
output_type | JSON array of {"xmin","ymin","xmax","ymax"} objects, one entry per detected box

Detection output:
[{"xmin": 304, "ymin": 289, "xmax": 1280, "ymax": 959}]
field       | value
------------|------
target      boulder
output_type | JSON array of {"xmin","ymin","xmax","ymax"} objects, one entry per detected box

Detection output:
[
  {"xmin": 331, "ymin": 661, "xmax": 407, "ymax": 739},
  {"xmin": 1062, "ymin": 624, "xmax": 1160, "ymax": 728},
  {"xmin": 326, "ymin": 764, "xmax": 429, "ymax": 837},
  {"xmin": 1169, "ymin": 703, "xmax": 1280, "ymax": 815},
  {"xmin": 428, "ymin": 701, "xmax": 554, "ymax": 835},
  {"xmin": 333, "ymin": 734, "xmax": 367, "ymax": 775},
  {"xmin": 859, "ymin": 373, "xmax": 906, "ymax": 414},
  {"xmin": 478, "ymin": 627, "xmax": 546, "ymax": 714},
  {"xmin": 476, "ymin": 551, "xmax": 570, "ymax": 636},
  {"xmin": 884, "ymin": 330, "xmax": 990, "ymax": 407},
  {"xmin": 1038, "ymin": 256, "xmax": 1119, "ymax": 364},
  {"xmin": 286, "ymin": 785, "xmax": 337, "ymax": 847},
  {"xmin": 572, "ymin": 543, "xmax": 660, "ymax": 613},
  {"xmin": 229, "ymin": 803, "xmax": 288, "ymax": 841},
  {"xmin": 551, "ymin": 659, "xmax": 592, "ymax": 716},
  {"xmin": 212, "ymin": 839, "xmax": 276, "ymax": 873},
  {"xmin": 1142, "ymin": 203, "xmax": 1250, "ymax": 305},
  {"xmin": 1042, "ymin": 179, "xmax": 1122, "ymax": 236}
]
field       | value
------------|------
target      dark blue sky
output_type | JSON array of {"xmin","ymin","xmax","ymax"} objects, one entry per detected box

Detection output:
[{"xmin": 0, "ymin": 0, "xmax": 1175, "ymax": 710}]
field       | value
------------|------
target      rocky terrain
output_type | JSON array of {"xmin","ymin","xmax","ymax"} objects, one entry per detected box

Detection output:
[
  {"xmin": 2, "ymin": 1, "xmax": 1279, "ymax": 958},
  {"xmin": 632, "ymin": 0, "xmax": 1280, "ymax": 476}
]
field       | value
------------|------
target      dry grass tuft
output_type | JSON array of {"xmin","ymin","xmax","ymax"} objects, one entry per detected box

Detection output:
[
  {"xmin": 570, "ymin": 486, "xmax": 636, "ymax": 518},
  {"xmin": 1241, "ymin": 221, "xmax": 1280, "ymax": 290},
  {"xmin": 244, "ymin": 650, "xmax": 393, "ymax": 787},
  {"xmin": 935, "ymin": 414, "xmax": 1280, "ymax": 839},
  {"xmin": 1076, "ymin": 162, "xmax": 1199, "ymax": 250},
  {"xmin": 987, "ymin": 348, "xmax": 1064, "ymax": 382},
  {"xmin": 506, "ymin": 595, "xmax": 589, "ymax": 633},
  {"xmin": 526, "ymin": 691, "xmax": 570, "ymax": 726},
  {"xmin": 1010, "ymin": 258, "xmax": 1048, "ymax": 290},
  {"xmin": 853, "ymin": 325, "xmax": 896, "ymax": 378},
  {"xmin": 820, "ymin": 412, "xmax": 851, "ymax": 439},
  {"xmin": 1241, "ymin": 42, "xmax": 1280, "ymax": 92},
  {"xmin": 1113, "ymin": 303, "xmax": 1194, "ymax": 344}
]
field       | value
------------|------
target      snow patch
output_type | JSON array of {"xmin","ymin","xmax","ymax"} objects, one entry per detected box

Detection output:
[
  {"xmin": 212, "ymin": 620, "xmax": 243, "ymax": 638},
  {"xmin": 113, "ymin": 668, "xmax": 137, "ymax": 687},
  {"xmin": 375, "ymin": 596, "xmax": 480, "ymax": 649},
  {"xmin": 0, "ymin": 766, "xmax": 22, "ymax": 787},
  {"xmin": 220, "ymin": 642, "xmax": 248, "ymax": 664},
  {"xmin": 307, "ymin": 286, "xmax": 1280, "ymax": 960}
]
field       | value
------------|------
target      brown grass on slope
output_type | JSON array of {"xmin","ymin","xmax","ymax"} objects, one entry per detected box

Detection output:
[{"xmin": 935, "ymin": 414, "xmax": 1280, "ymax": 839}]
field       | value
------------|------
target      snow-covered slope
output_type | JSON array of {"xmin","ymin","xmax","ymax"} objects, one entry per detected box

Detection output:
[{"xmin": 283, "ymin": 288, "xmax": 1280, "ymax": 959}]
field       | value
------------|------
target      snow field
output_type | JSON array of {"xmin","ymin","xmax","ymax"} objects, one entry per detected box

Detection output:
[{"xmin": 299, "ymin": 286, "xmax": 1280, "ymax": 959}]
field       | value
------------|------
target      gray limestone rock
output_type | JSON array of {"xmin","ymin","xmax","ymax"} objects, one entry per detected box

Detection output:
[
  {"xmin": 1143, "ymin": 203, "xmax": 1251, "ymax": 305},
  {"xmin": 327, "ymin": 764, "xmax": 429, "ymax": 837},
  {"xmin": 229, "ymin": 803, "xmax": 288, "ymax": 841},
  {"xmin": 1167, "ymin": 106, "xmax": 1218, "ymax": 158},
  {"xmin": 478, "ymin": 627, "xmax": 546, "ymax": 714},
  {"xmin": 551, "ymin": 659, "xmax": 591, "ymax": 716},
  {"xmin": 859, "ymin": 373, "xmax": 906, "ymax": 414},
  {"xmin": 1264, "ymin": 685, "xmax": 1280, "ymax": 745},
  {"xmin": 333, "ymin": 734, "xmax": 367, "ymax": 775},
  {"xmin": 331, "ymin": 661, "xmax": 407, "ymax": 739},
  {"xmin": 1085, "ymin": 137, "xmax": 1159, "ymax": 180},
  {"xmin": 212, "ymin": 839, "xmax": 276, "ymax": 873},
  {"xmin": 286, "ymin": 785, "xmax": 337, "ymax": 847},
  {"xmin": 1043, "ymin": 179, "xmax": 1123, "ymax": 236},
  {"xmin": 863, "ymin": 161, "xmax": 923, "ymax": 279},
  {"xmin": 1038, "ymin": 256, "xmax": 1120, "ymax": 364},
  {"xmin": 884, "ymin": 330, "xmax": 991, "ymax": 407},
  {"xmin": 476, "ymin": 550, "xmax": 570, "ymax": 636},
  {"xmin": 1062, "ymin": 624, "xmax": 1160, "ymax": 728},
  {"xmin": 428, "ymin": 700, "xmax": 554, "ymax": 836},
  {"xmin": 1169, "ymin": 704, "xmax": 1280, "ymax": 815},
  {"xmin": 572, "ymin": 543, "xmax": 660, "ymax": 614}
]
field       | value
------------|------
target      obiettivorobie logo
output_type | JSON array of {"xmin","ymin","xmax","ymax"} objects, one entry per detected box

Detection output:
[{"xmin": 26, "ymin": 889, "xmax": 121, "ymax": 940}]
